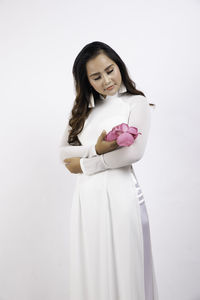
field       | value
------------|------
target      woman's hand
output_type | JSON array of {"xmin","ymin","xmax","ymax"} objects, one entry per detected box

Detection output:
[
  {"xmin": 64, "ymin": 157, "xmax": 83, "ymax": 174},
  {"xmin": 95, "ymin": 130, "xmax": 119, "ymax": 155}
]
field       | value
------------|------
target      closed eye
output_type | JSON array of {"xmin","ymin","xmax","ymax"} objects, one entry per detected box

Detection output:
[{"xmin": 94, "ymin": 69, "xmax": 114, "ymax": 81}]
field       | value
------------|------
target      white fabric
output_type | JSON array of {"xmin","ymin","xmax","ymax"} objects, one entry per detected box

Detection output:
[
  {"xmin": 59, "ymin": 92, "xmax": 159, "ymax": 300},
  {"xmin": 59, "ymin": 126, "xmax": 98, "ymax": 161},
  {"xmin": 80, "ymin": 94, "xmax": 151, "ymax": 175},
  {"xmin": 59, "ymin": 82, "xmax": 127, "ymax": 163}
]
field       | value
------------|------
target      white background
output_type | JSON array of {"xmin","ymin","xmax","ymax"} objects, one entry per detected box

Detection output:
[{"xmin": 0, "ymin": 0, "xmax": 200, "ymax": 299}]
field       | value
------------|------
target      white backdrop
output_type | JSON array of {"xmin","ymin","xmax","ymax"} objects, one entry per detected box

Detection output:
[{"xmin": 0, "ymin": 0, "xmax": 200, "ymax": 299}]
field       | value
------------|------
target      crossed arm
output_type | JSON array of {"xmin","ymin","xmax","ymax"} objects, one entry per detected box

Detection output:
[
  {"xmin": 59, "ymin": 96, "xmax": 151, "ymax": 175},
  {"xmin": 59, "ymin": 124, "xmax": 98, "ymax": 163}
]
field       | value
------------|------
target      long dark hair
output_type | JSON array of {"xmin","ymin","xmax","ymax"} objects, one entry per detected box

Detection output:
[{"xmin": 68, "ymin": 41, "xmax": 155, "ymax": 145}]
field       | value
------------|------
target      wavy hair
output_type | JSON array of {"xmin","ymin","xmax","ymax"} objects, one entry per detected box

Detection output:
[{"xmin": 68, "ymin": 41, "xmax": 155, "ymax": 145}]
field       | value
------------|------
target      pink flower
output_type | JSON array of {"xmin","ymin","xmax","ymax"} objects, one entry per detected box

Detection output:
[{"xmin": 104, "ymin": 123, "xmax": 142, "ymax": 147}]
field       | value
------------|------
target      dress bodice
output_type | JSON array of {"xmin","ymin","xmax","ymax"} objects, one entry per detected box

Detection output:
[{"xmin": 77, "ymin": 92, "xmax": 131, "ymax": 146}]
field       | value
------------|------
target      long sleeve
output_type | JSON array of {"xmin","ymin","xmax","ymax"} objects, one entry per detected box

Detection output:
[
  {"xmin": 59, "ymin": 122, "xmax": 98, "ymax": 164},
  {"xmin": 79, "ymin": 96, "xmax": 151, "ymax": 175}
]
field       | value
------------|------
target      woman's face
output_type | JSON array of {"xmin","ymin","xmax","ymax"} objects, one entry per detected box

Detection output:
[{"xmin": 86, "ymin": 53, "xmax": 122, "ymax": 98}]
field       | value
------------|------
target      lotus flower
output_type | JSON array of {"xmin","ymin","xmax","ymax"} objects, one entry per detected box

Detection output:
[{"xmin": 104, "ymin": 123, "xmax": 142, "ymax": 147}]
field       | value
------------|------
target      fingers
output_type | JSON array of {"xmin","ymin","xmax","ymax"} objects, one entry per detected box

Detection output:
[
  {"xmin": 100, "ymin": 130, "xmax": 107, "ymax": 139},
  {"xmin": 64, "ymin": 158, "xmax": 71, "ymax": 163}
]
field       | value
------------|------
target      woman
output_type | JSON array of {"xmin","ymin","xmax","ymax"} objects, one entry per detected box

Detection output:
[{"xmin": 59, "ymin": 41, "xmax": 159, "ymax": 300}]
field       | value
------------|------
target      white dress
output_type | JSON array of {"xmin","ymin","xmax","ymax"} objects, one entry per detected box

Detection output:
[{"xmin": 59, "ymin": 90, "xmax": 159, "ymax": 300}]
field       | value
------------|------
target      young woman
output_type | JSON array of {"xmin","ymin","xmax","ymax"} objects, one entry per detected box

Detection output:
[{"xmin": 59, "ymin": 41, "xmax": 159, "ymax": 300}]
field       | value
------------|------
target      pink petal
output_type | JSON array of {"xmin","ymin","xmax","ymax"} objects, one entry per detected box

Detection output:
[
  {"xmin": 112, "ymin": 123, "xmax": 129, "ymax": 133},
  {"xmin": 111, "ymin": 128, "xmax": 122, "ymax": 136},
  {"xmin": 120, "ymin": 123, "xmax": 129, "ymax": 132},
  {"xmin": 104, "ymin": 123, "xmax": 142, "ymax": 144},
  {"xmin": 116, "ymin": 132, "xmax": 135, "ymax": 147},
  {"xmin": 104, "ymin": 131, "xmax": 118, "ymax": 141},
  {"xmin": 127, "ymin": 126, "xmax": 138, "ymax": 135}
]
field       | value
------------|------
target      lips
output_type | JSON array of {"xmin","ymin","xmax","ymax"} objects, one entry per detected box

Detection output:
[{"xmin": 106, "ymin": 85, "xmax": 114, "ymax": 90}]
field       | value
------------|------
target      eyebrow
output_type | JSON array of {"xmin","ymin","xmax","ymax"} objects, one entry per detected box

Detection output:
[{"xmin": 89, "ymin": 64, "xmax": 114, "ymax": 77}]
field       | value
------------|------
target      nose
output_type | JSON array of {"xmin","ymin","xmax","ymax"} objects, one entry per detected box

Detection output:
[{"xmin": 103, "ymin": 73, "xmax": 111, "ymax": 86}]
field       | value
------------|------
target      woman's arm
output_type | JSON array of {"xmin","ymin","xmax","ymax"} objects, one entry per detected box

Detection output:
[
  {"xmin": 59, "ymin": 123, "xmax": 98, "ymax": 163},
  {"xmin": 79, "ymin": 96, "xmax": 151, "ymax": 175}
]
